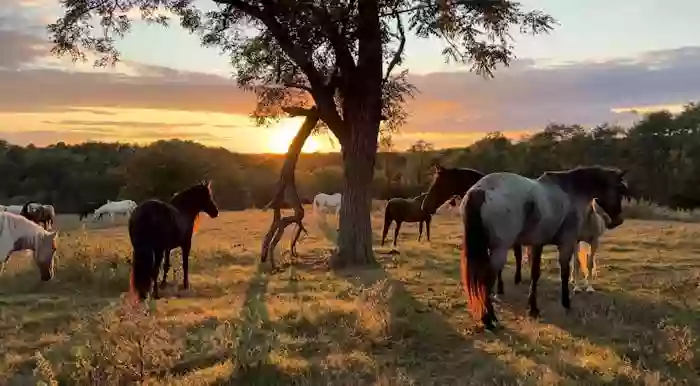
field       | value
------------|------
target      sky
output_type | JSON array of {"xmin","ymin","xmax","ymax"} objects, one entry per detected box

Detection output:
[{"xmin": 1, "ymin": 0, "xmax": 700, "ymax": 153}]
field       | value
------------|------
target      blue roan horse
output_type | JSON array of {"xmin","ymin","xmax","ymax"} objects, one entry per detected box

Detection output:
[
  {"xmin": 421, "ymin": 165, "xmax": 526, "ymax": 294},
  {"xmin": 458, "ymin": 166, "xmax": 628, "ymax": 330}
]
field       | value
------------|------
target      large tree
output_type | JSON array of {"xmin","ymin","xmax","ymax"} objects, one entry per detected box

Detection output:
[{"xmin": 49, "ymin": 0, "xmax": 555, "ymax": 266}]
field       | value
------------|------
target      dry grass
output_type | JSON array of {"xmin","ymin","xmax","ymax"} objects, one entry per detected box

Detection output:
[{"xmin": 1, "ymin": 207, "xmax": 699, "ymax": 385}]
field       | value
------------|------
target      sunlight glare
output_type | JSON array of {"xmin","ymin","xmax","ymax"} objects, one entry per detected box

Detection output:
[{"xmin": 267, "ymin": 117, "xmax": 321, "ymax": 154}]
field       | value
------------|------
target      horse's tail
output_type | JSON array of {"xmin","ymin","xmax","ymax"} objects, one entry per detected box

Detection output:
[
  {"xmin": 460, "ymin": 189, "xmax": 491, "ymax": 323},
  {"xmin": 381, "ymin": 202, "xmax": 393, "ymax": 246},
  {"xmin": 130, "ymin": 243, "xmax": 154, "ymax": 301}
]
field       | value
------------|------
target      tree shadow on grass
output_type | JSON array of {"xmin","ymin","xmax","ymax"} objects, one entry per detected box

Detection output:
[
  {"xmin": 494, "ymin": 274, "xmax": 700, "ymax": 383},
  {"xmin": 337, "ymin": 263, "xmax": 530, "ymax": 385}
]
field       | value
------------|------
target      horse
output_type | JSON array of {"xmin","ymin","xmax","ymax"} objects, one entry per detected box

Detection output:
[
  {"xmin": 517, "ymin": 198, "xmax": 613, "ymax": 293},
  {"xmin": 313, "ymin": 193, "xmax": 342, "ymax": 216},
  {"xmin": 435, "ymin": 195, "xmax": 461, "ymax": 217},
  {"xmin": 381, "ymin": 193, "xmax": 431, "ymax": 248},
  {"xmin": 93, "ymin": 200, "xmax": 137, "ymax": 223},
  {"xmin": 128, "ymin": 181, "xmax": 218, "ymax": 301},
  {"xmin": 571, "ymin": 198, "xmax": 613, "ymax": 293},
  {"xmin": 4, "ymin": 205, "xmax": 23, "ymax": 215},
  {"xmin": 421, "ymin": 165, "xmax": 526, "ymax": 294},
  {"xmin": 457, "ymin": 165, "xmax": 628, "ymax": 330},
  {"xmin": 78, "ymin": 201, "xmax": 103, "ymax": 221},
  {"xmin": 20, "ymin": 201, "xmax": 56, "ymax": 230},
  {"xmin": 0, "ymin": 212, "xmax": 59, "ymax": 281}
]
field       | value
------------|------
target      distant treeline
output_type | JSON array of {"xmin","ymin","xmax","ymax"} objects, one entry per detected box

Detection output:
[{"xmin": 2, "ymin": 103, "xmax": 700, "ymax": 213}]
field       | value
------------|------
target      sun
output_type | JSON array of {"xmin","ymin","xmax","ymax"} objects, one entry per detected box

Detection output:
[{"xmin": 267, "ymin": 117, "xmax": 322, "ymax": 154}]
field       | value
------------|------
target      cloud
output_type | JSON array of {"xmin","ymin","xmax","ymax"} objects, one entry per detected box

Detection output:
[
  {"xmin": 405, "ymin": 46, "xmax": 700, "ymax": 135},
  {"xmin": 1, "ymin": 20, "xmax": 700, "ymax": 150}
]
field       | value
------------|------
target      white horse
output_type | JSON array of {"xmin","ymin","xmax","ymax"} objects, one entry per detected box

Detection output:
[
  {"xmin": 435, "ymin": 195, "xmax": 461, "ymax": 217},
  {"xmin": 571, "ymin": 199, "xmax": 612, "ymax": 293},
  {"xmin": 5, "ymin": 205, "xmax": 23, "ymax": 215},
  {"xmin": 313, "ymin": 193, "xmax": 342, "ymax": 216},
  {"xmin": 92, "ymin": 200, "xmax": 137, "ymax": 223},
  {"xmin": 0, "ymin": 212, "xmax": 59, "ymax": 281}
]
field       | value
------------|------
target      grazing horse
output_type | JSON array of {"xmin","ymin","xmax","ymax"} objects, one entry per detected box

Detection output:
[
  {"xmin": 381, "ymin": 193, "xmax": 431, "ymax": 248},
  {"xmin": 128, "ymin": 181, "xmax": 218, "ymax": 301},
  {"xmin": 571, "ymin": 199, "xmax": 612, "ymax": 293},
  {"xmin": 93, "ymin": 200, "xmax": 137, "ymax": 223},
  {"xmin": 313, "ymin": 193, "xmax": 342, "ymax": 216},
  {"xmin": 4, "ymin": 205, "xmax": 23, "ymax": 215},
  {"xmin": 421, "ymin": 165, "xmax": 526, "ymax": 294},
  {"xmin": 458, "ymin": 166, "xmax": 628, "ymax": 330},
  {"xmin": 78, "ymin": 201, "xmax": 103, "ymax": 221},
  {"xmin": 21, "ymin": 201, "xmax": 56, "ymax": 230},
  {"xmin": 0, "ymin": 212, "xmax": 59, "ymax": 281}
]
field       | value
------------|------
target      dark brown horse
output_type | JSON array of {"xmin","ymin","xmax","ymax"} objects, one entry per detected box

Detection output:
[
  {"xmin": 20, "ymin": 201, "xmax": 56, "ymax": 230},
  {"xmin": 381, "ymin": 193, "xmax": 431, "ymax": 248},
  {"xmin": 420, "ymin": 165, "xmax": 525, "ymax": 295},
  {"xmin": 128, "ymin": 181, "xmax": 218, "ymax": 301}
]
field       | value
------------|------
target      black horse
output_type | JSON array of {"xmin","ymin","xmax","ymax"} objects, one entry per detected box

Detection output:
[
  {"xmin": 128, "ymin": 181, "xmax": 219, "ymax": 301},
  {"xmin": 420, "ymin": 165, "xmax": 525, "ymax": 296},
  {"xmin": 78, "ymin": 201, "xmax": 102, "ymax": 221}
]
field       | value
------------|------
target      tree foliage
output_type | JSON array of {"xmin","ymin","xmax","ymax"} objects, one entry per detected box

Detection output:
[
  {"xmin": 49, "ymin": 0, "xmax": 556, "ymax": 138},
  {"xmin": 4, "ymin": 103, "xmax": 700, "ymax": 212}
]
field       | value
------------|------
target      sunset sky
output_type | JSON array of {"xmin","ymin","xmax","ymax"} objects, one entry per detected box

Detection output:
[{"xmin": 2, "ymin": 0, "xmax": 700, "ymax": 153}]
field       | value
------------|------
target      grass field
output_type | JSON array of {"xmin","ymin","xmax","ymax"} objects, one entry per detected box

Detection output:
[{"xmin": 1, "ymin": 208, "xmax": 698, "ymax": 385}]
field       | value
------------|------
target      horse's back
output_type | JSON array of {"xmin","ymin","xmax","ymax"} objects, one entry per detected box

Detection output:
[
  {"xmin": 129, "ymin": 200, "xmax": 182, "ymax": 249},
  {"xmin": 466, "ymin": 172, "xmax": 570, "ymax": 246}
]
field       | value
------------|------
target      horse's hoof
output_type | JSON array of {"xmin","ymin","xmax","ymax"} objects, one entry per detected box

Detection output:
[
  {"xmin": 585, "ymin": 286, "xmax": 595, "ymax": 293},
  {"xmin": 573, "ymin": 286, "xmax": 581, "ymax": 293},
  {"xmin": 514, "ymin": 276, "xmax": 522, "ymax": 285}
]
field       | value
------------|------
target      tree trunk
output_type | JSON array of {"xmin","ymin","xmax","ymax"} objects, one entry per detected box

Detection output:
[{"xmin": 332, "ymin": 117, "xmax": 379, "ymax": 268}]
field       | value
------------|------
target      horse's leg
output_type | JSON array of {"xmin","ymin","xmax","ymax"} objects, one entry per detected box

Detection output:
[
  {"xmin": 496, "ymin": 269, "xmax": 504, "ymax": 295},
  {"xmin": 513, "ymin": 244, "xmax": 523, "ymax": 285},
  {"xmin": 152, "ymin": 248, "xmax": 165, "ymax": 299},
  {"xmin": 486, "ymin": 247, "xmax": 509, "ymax": 327},
  {"xmin": 381, "ymin": 217, "xmax": 391, "ymax": 246},
  {"xmin": 418, "ymin": 221, "xmax": 423, "ymax": 242},
  {"xmin": 393, "ymin": 221, "xmax": 402, "ymax": 248},
  {"xmin": 426, "ymin": 217, "xmax": 431, "ymax": 242},
  {"xmin": 181, "ymin": 242, "xmax": 192, "ymax": 290},
  {"xmin": 557, "ymin": 242, "xmax": 575, "ymax": 312},
  {"xmin": 572, "ymin": 242, "xmax": 583, "ymax": 292},
  {"xmin": 160, "ymin": 249, "xmax": 171, "ymax": 289},
  {"xmin": 527, "ymin": 245, "xmax": 543, "ymax": 319},
  {"xmin": 585, "ymin": 239, "xmax": 599, "ymax": 292}
]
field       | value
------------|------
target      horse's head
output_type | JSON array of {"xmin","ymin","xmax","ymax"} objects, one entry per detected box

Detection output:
[
  {"xmin": 35, "ymin": 231, "xmax": 58, "ymax": 281},
  {"xmin": 422, "ymin": 165, "xmax": 482, "ymax": 215},
  {"xmin": 193, "ymin": 180, "xmax": 219, "ymax": 219},
  {"xmin": 567, "ymin": 166, "xmax": 628, "ymax": 229}
]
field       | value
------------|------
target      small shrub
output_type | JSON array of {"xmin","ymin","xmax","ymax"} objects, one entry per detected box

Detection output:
[{"xmin": 61, "ymin": 296, "xmax": 183, "ymax": 384}]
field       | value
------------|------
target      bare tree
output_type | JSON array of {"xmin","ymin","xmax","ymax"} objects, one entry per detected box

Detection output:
[{"xmin": 49, "ymin": 0, "xmax": 556, "ymax": 267}]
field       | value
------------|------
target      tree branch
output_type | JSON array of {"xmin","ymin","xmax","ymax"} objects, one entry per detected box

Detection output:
[
  {"xmin": 283, "ymin": 82, "xmax": 312, "ymax": 93},
  {"xmin": 260, "ymin": 108, "xmax": 319, "ymax": 269},
  {"xmin": 383, "ymin": 11, "xmax": 406, "ymax": 84}
]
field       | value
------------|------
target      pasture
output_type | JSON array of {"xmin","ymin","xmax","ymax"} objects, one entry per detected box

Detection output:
[{"xmin": 1, "ymin": 208, "xmax": 698, "ymax": 385}]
